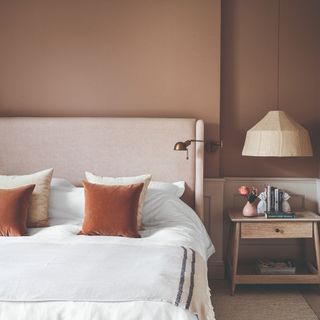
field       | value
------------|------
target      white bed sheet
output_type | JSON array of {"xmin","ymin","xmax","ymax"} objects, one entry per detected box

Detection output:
[{"xmin": 0, "ymin": 191, "xmax": 214, "ymax": 320}]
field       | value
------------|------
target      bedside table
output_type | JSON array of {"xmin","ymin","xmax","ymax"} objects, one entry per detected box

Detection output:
[{"xmin": 227, "ymin": 210, "xmax": 320, "ymax": 295}]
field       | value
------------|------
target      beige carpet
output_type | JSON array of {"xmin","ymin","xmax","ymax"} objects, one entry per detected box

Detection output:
[
  {"xmin": 212, "ymin": 281, "xmax": 318, "ymax": 320},
  {"xmin": 300, "ymin": 285, "xmax": 320, "ymax": 319}
]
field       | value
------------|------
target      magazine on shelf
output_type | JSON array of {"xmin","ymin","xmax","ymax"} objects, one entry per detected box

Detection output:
[{"xmin": 256, "ymin": 259, "xmax": 296, "ymax": 275}]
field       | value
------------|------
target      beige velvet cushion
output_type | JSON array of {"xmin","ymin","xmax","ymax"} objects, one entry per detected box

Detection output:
[
  {"xmin": 85, "ymin": 172, "xmax": 151, "ymax": 229},
  {"xmin": 0, "ymin": 169, "xmax": 53, "ymax": 227}
]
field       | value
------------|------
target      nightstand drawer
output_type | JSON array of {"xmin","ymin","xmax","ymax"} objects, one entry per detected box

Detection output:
[{"xmin": 241, "ymin": 222, "xmax": 313, "ymax": 239}]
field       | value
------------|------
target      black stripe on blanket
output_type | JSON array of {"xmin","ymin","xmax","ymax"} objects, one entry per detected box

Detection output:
[
  {"xmin": 175, "ymin": 246, "xmax": 188, "ymax": 306},
  {"xmin": 185, "ymin": 248, "xmax": 196, "ymax": 309}
]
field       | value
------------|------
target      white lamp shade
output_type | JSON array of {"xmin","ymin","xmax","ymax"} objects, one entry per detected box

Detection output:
[{"xmin": 242, "ymin": 111, "xmax": 313, "ymax": 157}]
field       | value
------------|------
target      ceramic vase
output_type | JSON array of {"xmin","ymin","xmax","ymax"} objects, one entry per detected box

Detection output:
[{"xmin": 243, "ymin": 201, "xmax": 257, "ymax": 217}]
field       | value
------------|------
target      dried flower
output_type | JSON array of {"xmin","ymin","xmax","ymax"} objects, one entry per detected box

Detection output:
[
  {"xmin": 238, "ymin": 186, "xmax": 249, "ymax": 196},
  {"xmin": 239, "ymin": 185, "xmax": 258, "ymax": 203}
]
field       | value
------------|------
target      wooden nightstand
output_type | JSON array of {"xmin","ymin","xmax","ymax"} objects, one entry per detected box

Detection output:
[{"xmin": 227, "ymin": 210, "xmax": 320, "ymax": 295}]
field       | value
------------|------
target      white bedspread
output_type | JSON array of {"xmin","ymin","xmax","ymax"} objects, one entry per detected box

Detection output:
[
  {"xmin": 0, "ymin": 243, "xmax": 213, "ymax": 320},
  {"xmin": 0, "ymin": 190, "xmax": 215, "ymax": 320}
]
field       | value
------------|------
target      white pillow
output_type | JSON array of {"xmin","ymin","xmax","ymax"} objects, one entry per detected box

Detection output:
[
  {"xmin": 85, "ymin": 172, "xmax": 152, "ymax": 229},
  {"xmin": 49, "ymin": 186, "xmax": 84, "ymax": 223},
  {"xmin": 0, "ymin": 168, "xmax": 53, "ymax": 227},
  {"xmin": 51, "ymin": 178, "xmax": 75, "ymax": 188},
  {"xmin": 148, "ymin": 181, "xmax": 185, "ymax": 198}
]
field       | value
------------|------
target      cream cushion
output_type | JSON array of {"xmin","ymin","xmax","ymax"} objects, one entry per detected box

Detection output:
[
  {"xmin": 85, "ymin": 172, "xmax": 151, "ymax": 229},
  {"xmin": 0, "ymin": 168, "xmax": 53, "ymax": 227}
]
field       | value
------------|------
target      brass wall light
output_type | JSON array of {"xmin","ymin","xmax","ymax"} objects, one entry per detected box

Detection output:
[{"xmin": 174, "ymin": 139, "xmax": 222, "ymax": 159}]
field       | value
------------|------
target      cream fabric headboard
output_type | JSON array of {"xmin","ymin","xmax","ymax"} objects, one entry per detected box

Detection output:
[{"xmin": 0, "ymin": 117, "xmax": 204, "ymax": 219}]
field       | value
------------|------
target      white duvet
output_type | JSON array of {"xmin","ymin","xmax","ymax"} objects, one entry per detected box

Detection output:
[{"xmin": 0, "ymin": 189, "xmax": 215, "ymax": 320}]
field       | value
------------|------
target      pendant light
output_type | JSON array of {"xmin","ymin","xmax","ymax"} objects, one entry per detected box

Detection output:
[{"xmin": 242, "ymin": 0, "xmax": 313, "ymax": 157}]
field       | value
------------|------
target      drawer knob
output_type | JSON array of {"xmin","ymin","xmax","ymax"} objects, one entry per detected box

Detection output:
[{"xmin": 275, "ymin": 228, "xmax": 281, "ymax": 233}]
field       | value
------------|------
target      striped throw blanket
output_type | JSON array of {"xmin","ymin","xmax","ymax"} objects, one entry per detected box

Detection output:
[{"xmin": 0, "ymin": 243, "xmax": 214, "ymax": 320}]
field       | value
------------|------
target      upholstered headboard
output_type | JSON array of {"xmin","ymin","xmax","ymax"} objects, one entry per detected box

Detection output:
[{"xmin": 0, "ymin": 117, "xmax": 204, "ymax": 219}]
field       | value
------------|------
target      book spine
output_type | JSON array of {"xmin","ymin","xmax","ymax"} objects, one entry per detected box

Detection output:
[
  {"xmin": 271, "ymin": 187, "xmax": 275, "ymax": 211},
  {"xmin": 279, "ymin": 191, "xmax": 283, "ymax": 212},
  {"xmin": 275, "ymin": 188, "xmax": 279, "ymax": 211},
  {"xmin": 267, "ymin": 185, "xmax": 271, "ymax": 212},
  {"xmin": 266, "ymin": 214, "xmax": 295, "ymax": 219},
  {"xmin": 266, "ymin": 211, "xmax": 295, "ymax": 214}
]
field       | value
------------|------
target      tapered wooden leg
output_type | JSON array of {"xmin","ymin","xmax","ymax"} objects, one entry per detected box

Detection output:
[
  {"xmin": 227, "ymin": 223, "xmax": 234, "ymax": 276},
  {"xmin": 303, "ymin": 238, "xmax": 309, "ymax": 265},
  {"xmin": 313, "ymin": 222, "xmax": 320, "ymax": 284},
  {"xmin": 231, "ymin": 222, "xmax": 240, "ymax": 295}
]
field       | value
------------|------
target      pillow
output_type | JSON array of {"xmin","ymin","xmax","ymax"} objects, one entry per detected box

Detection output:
[
  {"xmin": 85, "ymin": 172, "xmax": 151, "ymax": 229},
  {"xmin": 51, "ymin": 178, "xmax": 75, "ymax": 189},
  {"xmin": 148, "ymin": 181, "xmax": 185, "ymax": 198},
  {"xmin": 0, "ymin": 168, "xmax": 53, "ymax": 227},
  {"xmin": 0, "ymin": 184, "xmax": 35, "ymax": 236},
  {"xmin": 49, "ymin": 186, "xmax": 84, "ymax": 222},
  {"xmin": 80, "ymin": 181, "xmax": 144, "ymax": 237}
]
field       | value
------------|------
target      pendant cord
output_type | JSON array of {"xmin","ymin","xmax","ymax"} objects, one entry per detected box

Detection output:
[{"xmin": 276, "ymin": 0, "xmax": 281, "ymax": 110}]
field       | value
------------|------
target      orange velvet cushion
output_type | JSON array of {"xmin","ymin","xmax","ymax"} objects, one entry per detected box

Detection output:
[
  {"xmin": 80, "ymin": 181, "xmax": 144, "ymax": 237},
  {"xmin": 0, "ymin": 184, "xmax": 35, "ymax": 236}
]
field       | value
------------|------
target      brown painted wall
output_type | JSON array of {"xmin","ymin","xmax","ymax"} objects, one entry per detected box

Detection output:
[
  {"xmin": 221, "ymin": 0, "xmax": 320, "ymax": 178},
  {"xmin": 1, "ymin": 1, "xmax": 319, "ymax": 178},
  {"xmin": 0, "ymin": 0, "xmax": 221, "ymax": 177}
]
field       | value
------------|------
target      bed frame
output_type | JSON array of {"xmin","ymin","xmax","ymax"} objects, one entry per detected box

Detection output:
[{"xmin": 0, "ymin": 117, "xmax": 204, "ymax": 219}]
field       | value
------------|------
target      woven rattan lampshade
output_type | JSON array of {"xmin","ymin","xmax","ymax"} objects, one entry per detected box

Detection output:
[{"xmin": 242, "ymin": 111, "xmax": 313, "ymax": 157}]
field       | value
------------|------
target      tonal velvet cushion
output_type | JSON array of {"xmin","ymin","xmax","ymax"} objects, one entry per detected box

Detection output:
[
  {"xmin": 80, "ymin": 181, "xmax": 144, "ymax": 237},
  {"xmin": 0, "ymin": 184, "xmax": 35, "ymax": 236},
  {"xmin": 85, "ymin": 172, "xmax": 151, "ymax": 229},
  {"xmin": 0, "ymin": 169, "xmax": 53, "ymax": 227}
]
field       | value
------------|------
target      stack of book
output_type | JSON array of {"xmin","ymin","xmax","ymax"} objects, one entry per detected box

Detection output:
[
  {"xmin": 256, "ymin": 259, "xmax": 296, "ymax": 275},
  {"xmin": 266, "ymin": 212, "xmax": 295, "ymax": 218},
  {"xmin": 265, "ymin": 185, "xmax": 295, "ymax": 218}
]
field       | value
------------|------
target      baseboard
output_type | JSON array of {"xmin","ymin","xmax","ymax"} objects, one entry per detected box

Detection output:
[{"xmin": 208, "ymin": 259, "xmax": 225, "ymax": 280}]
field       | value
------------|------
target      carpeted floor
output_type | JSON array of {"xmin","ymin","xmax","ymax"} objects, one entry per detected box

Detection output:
[
  {"xmin": 211, "ymin": 280, "xmax": 320, "ymax": 320},
  {"xmin": 300, "ymin": 285, "xmax": 320, "ymax": 319}
]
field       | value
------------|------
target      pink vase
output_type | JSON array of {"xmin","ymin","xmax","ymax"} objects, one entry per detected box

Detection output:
[{"xmin": 243, "ymin": 201, "xmax": 257, "ymax": 217}]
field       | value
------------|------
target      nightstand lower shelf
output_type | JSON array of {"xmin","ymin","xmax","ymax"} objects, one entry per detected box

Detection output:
[{"xmin": 229, "ymin": 261, "xmax": 320, "ymax": 285}]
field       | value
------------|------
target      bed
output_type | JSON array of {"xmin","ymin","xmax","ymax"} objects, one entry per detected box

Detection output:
[{"xmin": 0, "ymin": 117, "xmax": 215, "ymax": 320}]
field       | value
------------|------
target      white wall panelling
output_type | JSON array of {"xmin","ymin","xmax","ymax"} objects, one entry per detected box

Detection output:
[
  {"xmin": 317, "ymin": 179, "xmax": 320, "ymax": 213},
  {"xmin": 204, "ymin": 179, "xmax": 225, "ymax": 279}
]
